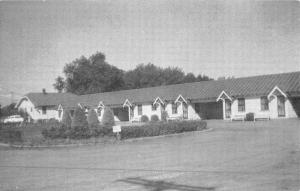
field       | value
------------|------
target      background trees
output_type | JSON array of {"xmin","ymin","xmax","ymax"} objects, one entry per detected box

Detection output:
[{"xmin": 54, "ymin": 52, "xmax": 213, "ymax": 94}]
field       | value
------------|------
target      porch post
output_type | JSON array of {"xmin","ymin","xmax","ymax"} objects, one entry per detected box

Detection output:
[
  {"xmin": 222, "ymin": 99, "xmax": 226, "ymax": 120},
  {"xmin": 127, "ymin": 105, "xmax": 131, "ymax": 121}
]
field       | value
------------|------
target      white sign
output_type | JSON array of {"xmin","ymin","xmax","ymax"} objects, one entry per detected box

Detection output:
[{"xmin": 112, "ymin": 125, "xmax": 121, "ymax": 133}]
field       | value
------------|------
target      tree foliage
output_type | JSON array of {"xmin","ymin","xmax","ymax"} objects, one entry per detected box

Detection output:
[
  {"xmin": 71, "ymin": 106, "xmax": 88, "ymax": 128},
  {"xmin": 53, "ymin": 76, "xmax": 65, "ymax": 93},
  {"xmin": 61, "ymin": 110, "xmax": 72, "ymax": 128},
  {"xmin": 54, "ymin": 52, "xmax": 213, "ymax": 94},
  {"xmin": 1, "ymin": 103, "xmax": 18, "ymax": 117},
  {"xmin": 101, "ymin": 107, "xmax": 115, "ymax": 127},
  {"xmin": 58, "ymin": 52, "xmax": 124, "ymax": 95},
  {"xmin": 87, "ymin": 109, "xmax": 99, "ymax": 126}
]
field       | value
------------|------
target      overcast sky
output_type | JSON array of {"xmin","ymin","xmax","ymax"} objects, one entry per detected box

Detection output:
[{"xmin": 0, "ymin": 0, "xmax": 299, "ymax": 105}]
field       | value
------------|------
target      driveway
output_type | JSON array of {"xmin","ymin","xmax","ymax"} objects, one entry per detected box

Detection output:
[{"xmin": 0, "ymin": 119, "xmax": 299, "ymax": 191}]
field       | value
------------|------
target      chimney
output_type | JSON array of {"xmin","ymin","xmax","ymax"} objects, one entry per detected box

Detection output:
[{"xmin": 42, "ymin": 88, "xmax": 46, "ymax": 94}]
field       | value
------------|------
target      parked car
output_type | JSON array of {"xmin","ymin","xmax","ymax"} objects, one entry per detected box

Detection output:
[{"xmin": 3, "ymin": 115, "xmax": 24, "ymax": 124}]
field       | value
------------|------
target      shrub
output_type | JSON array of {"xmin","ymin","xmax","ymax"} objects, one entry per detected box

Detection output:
[
  {"xmin": 120, "ymin": 120, "xmax": 207, "ymax": 140},
  {"xmin": 101, "ymin": 107, "xmax": 115, "ymax": 127},
  {"xmin": 87, "ymin": 109, "xmax": 99, "ymax": 127},
  {"xmin": 141, "ymin": 115, "xmax": 149, "ymax": 122},
  {"xmin": 61, "ymin": 110, "xmax": 72, "ymax": 128},
  {"xmin": 246, "ymin": 112, "xmax": 254, "ymax": 121},
  {"xmin": 161, "ymin": 111, "xmax": 168, "ymax": 121},
  {"xmin": 0, "ymin": 128, "xmax": 23, "ymax": 143},
  {"xmin": 71, "ymin": 106, "xmax": 88, "ymax": 128},
  {"xmin": 150, "ymin": 114, "xmax": 159, "ymax": 122}
]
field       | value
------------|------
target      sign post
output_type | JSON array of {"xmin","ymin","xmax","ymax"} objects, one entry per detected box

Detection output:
[{"xmin": 112, "ymin": 125, "xmax": 121, "ymax": 140}]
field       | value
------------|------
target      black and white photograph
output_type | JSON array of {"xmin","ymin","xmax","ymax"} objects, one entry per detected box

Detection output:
[{"xmin": 0, "ymin": 0, "xmax": 299, "ymax": 190}]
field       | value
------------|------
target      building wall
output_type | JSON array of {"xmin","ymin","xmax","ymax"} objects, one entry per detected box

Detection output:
[
  {"xmin": 132, "ymin": 103, "xmax": 163, "ymax": 121},
  {"xmin": 230, "ymin": 96, "xmax": 298, "ymax": 119},
  {"xmin": 188, "ymin": 103, "xmax": 201, "ymax": 120},
  {"xmin": 18, "ymin": 99, "xmax": 59, "ymax": 121}
]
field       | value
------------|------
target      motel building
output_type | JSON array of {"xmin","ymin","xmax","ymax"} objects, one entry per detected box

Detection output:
[{"xmin": 16, "ymin": 71, "xmax": 300, "ymax": 122}]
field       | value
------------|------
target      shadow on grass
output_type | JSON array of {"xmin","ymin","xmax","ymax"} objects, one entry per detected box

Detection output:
[{"xmin": 118, "ymin": 177, "xmax": 215, "ymax": 191}]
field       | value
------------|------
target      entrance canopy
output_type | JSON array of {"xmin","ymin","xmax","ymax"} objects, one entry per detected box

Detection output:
[
  {"xmin": 267, "ymin": 86, "xmax": 287, "ymax": 100},
  {"xmin": 216, "ymin": 91, "xmax": 232, "ymax": 102}
]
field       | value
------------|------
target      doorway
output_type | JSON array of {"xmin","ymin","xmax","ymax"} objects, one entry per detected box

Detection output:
[{"xmin": 277, "ymin": 96, "xmax": 285, "ymax": 117}]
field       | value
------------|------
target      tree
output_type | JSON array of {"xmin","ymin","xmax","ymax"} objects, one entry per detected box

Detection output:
[
  {"xmin": 1, "ymin": 103, "xmax": 18, "ymax": 117},
  {"xmin": 101, "ymin": 107, "xmax": 115, "ymax": 127},
  {"xmin": 124, "ymin": 63, "xmax": 164, "ymax": 89},
  {"xmin": 161, "ymin": 67, "xmax": 185, "ymax": 85},
  {"xmin": 57, "ymin": 52, "xmax": 124, "ymax": 95},
  {"xmin": 197, "ymin": 74, "xmax": 213, "ymax": 81},
  {"xmin": 61, "ymin": 110, "xmax": 72, "ymax": 128},
  {"xmin": 53, "ymin": 76, "xmax": 65, "ymax": 93},
  {"xmin": 54, "ymin": 51, "xmax": 213, "ymax": 94},
  {"xmin": 71, "ymin": 106, "xmax": 88, "ymax": 128},
  {"xmin": 182, "ymin": 73, "xmax": 196, "ymax": 83},
  {"xmin": 87, "ymin": 109, "xmax": 99, "ymax": 127},
  {"xmin": 124, "ymin": 64, "xmax": 186, "ymax": 89}
]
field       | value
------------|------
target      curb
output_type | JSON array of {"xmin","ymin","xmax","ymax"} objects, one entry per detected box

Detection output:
[{"xmin": 0, "ymin": 128, "xmax": 213, "ymax": 149}]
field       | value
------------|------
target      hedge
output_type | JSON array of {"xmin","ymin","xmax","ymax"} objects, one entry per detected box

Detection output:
[
  {"xmin": 41, "ymin": 123, "xmax": 113, "ymax": 140},
  {"xmin": 141, "ymin": 115, "xmax": 149, "ymax": 122},
  {"xmin": 0, "ymin": 128, "xmax": 23, "ymax": 143},
  {"xmin": 120, "ymin": 120, "xmax": 207, "ymax": 140},
  {"xmin": 150, "ymin": 114, "xmax": 159, "ymax": 122}
]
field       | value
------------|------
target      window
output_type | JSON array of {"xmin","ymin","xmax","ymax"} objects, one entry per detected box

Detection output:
[
  {"xmin": 172, "ymin": 102, "xmax": 178, "ymax": 114},
  {"xmin": 260, "ymin": 96, "xmax": 269, "ymax": 111},
  {"xmin": 138, "ymin": 104, "xmax": 142, "ymax": 115},
  {"xmin": 42, "ymin": 106, "xmax": 47, "ymax": 115},
  {"xmin": 152, "ymin": 104, "xmax": 157, "ymax": 111},
  {"xmin": 238, "ymin": 98, "xmax": 245, "ymax": 112}
]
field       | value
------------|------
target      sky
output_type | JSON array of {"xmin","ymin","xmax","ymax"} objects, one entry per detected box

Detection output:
[{"xmin": 0, "ymin": 0, "xmax": 299, "ymax": 106}]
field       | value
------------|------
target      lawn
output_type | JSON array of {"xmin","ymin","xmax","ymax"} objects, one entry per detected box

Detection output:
[{"xmin": 0, "ymin": 119, "xmax": 299, "ymax": 191}]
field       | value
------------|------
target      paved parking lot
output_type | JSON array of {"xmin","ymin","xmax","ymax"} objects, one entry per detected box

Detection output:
[{"xmin": 0, "ymin": 119, "xmax": 299, "ymax": 191}]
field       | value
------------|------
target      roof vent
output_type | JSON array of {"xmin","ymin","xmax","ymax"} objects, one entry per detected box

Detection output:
[{"xmin": 42, "ymin": 88, "xmax": 46, "ymax": 94}]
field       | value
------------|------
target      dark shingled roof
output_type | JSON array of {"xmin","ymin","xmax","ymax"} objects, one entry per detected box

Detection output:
[
  {"xmin": 79, "ymin": 71, "xmax": 300, "ymax": 107},
  {"xmin": 21, "ymin": 93, "xmax": 79, "ymax": 109},
  {"xmin": 18, "ymin": 71, "xmax": 300, "ymax": 109}
]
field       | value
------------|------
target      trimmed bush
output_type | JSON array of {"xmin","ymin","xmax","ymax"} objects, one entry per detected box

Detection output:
[
  {"xmin": 61, "ymin": 110, "xmax": 72, "ymax": 128},
  {"xmin": 150, "ymin": 114, "xmax": 159, "ymax": 122},
  {"xmin": 0, "ymin": 128, "xmax": 23, "ymax": 143},
  {"xmin": 246, "ymin": 112, "xmax": 254, "ymax": 121},
  {"xmin": 101, "ymin": 107, "xmax": 115, "ymax": 127},
  {"xmin": 141, "ymin": 115, "xmax": 149, "ymax": 122},
  {"xmin": 161, "ymin": 111, "xmax": 168, "ymax": 121},
  {"xmin": 120, "ymin": 120, "xmax": 207, "ymax": 140},
  {"xmin": 87, "ymin": 109, "xmax": 99, "ymax": 127},
  {"xmin": 71, "ymin": 106, "xmax": 88, "ymax": 128}
]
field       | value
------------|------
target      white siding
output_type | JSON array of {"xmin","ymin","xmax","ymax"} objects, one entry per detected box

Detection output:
[
  {"xmin": 230, "ymin": 96, "xmax": 298, "ymax": 119},
  {"xmin": 18, "ymin": 99, "xmax": 59, "ymax": 121},
  {"xmin": 188, "ymin": 103, "xmax": 200, "ymax": 120},
  {"xmin": 132, "ymin": 104, "xmax": 163, "ymax": 121}
]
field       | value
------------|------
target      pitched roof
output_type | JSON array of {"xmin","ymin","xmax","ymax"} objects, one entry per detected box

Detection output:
[
  {"xmin": 21, "ymin": 93, "xmax": 79, "ymax": 109},
  {"xmin": 80, "ymin": 71, "xmax": 300, "ymax": 107},
  {"xmin": 17, "ymin": 71, "xmax": 300, "ymax": 109}
]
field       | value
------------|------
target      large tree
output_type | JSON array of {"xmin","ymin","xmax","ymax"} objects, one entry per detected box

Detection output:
[
  {"xmin": 123, "ymin": 63, "xmax": 187, "ymax": 89},
  {"xmin": 53, "ymin": 76, "xmax": 65, "ymax": 93},
  {"xmin": 54, "ymin": 51, "xmax": 213, "ymax": 94},
  {"xmin": 55, "ymin": 52, "xmax": 124, "ymax": 94}
]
